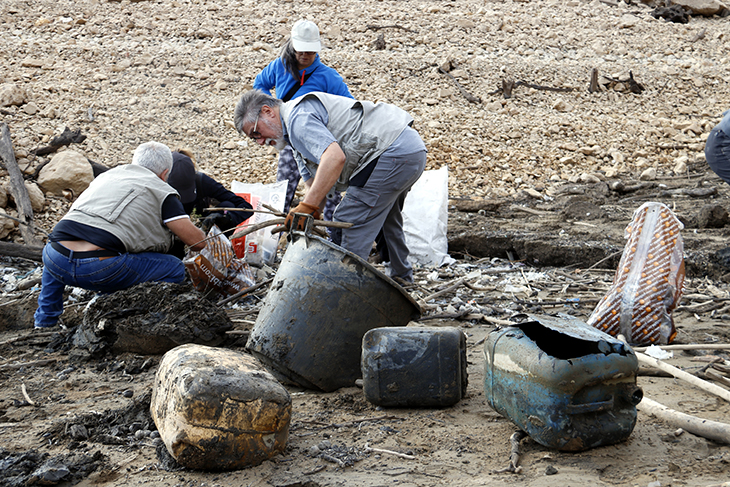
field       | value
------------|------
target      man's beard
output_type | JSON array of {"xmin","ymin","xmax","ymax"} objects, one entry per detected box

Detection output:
[
  {"xmin": 266, "ymin": 137, "xmax": 288, "ymax": 151},
  {"xmin": 262, "ymin": 118, "xmax": 287, "ymax": 151}
]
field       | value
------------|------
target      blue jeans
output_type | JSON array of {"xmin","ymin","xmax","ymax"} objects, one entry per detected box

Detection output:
[
  {"xmin": 706, "ymin": 127, "xmax": 730, "ymax": 185},
  {"xmin": 34, "ymin": 243, "xmax": 185, "ymax": 326}
]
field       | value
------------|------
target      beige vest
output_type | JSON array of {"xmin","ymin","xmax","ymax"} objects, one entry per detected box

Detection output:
[
  {"xmin": 63, "ymin": 164, "xmax": 178, "ymax": 253},
  {"xmin": 280, "ymin": 92, "xmax": 413, "ymax": 192}
]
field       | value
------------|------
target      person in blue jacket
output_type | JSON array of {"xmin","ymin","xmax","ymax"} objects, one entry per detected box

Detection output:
[
  {"xmin": 253, "ymin": 19, "xmax": 352, "ymax": 244},
  {"xmin": 706, "ymin": 110, "xmax": 730, "ymax": 185}
]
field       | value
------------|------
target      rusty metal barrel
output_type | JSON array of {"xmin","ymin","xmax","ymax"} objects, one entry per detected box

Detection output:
[{"xmin": 246, "ymin": 222, "xmax": 421, "ymax": 392}]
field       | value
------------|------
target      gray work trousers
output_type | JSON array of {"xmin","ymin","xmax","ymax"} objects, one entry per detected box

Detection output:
[{"xmin": 334, "ymin": 150, "xmax": 427, "ymax": 281}]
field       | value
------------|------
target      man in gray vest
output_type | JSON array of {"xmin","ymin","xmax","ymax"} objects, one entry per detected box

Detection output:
[
  {"xmin": 233, "ymin": 90, "xmax": 427, "ymax": 283},
  {"xmin": 34, "ymin": 141, "xmax": 207, "ymax": 329}
]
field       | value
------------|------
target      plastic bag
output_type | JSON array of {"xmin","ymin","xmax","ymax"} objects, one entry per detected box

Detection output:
[
  {"xmin": 587, "ymin": 202, "xmax": 685, "ymax": 345},
  {"xmin": 402, "ymin": 166, "xmax": 455, "ymax": 267},
  {"xmin": 184, "ymin": 226, "xmax": 256, "ymax": 300},
  {"xmin": 230, "ymin": 180, "xmax": 287, "ymax": 266}
]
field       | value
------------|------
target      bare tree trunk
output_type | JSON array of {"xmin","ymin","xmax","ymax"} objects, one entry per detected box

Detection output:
[{"xmin": 0, "ymin": 123, "xmax": 43, "ymax": 247}]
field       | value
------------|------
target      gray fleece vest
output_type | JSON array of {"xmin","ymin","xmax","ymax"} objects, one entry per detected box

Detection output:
[
  {"xmin": 280, "ymin": 92, "xmax": 413, "ymax": 192},
  {"xmin": 62, "ymin": 164, "xmax": 178, "ymax": 253}
]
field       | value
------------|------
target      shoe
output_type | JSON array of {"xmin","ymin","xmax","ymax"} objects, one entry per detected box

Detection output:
[
  {"xmin": 34, "ymin": 323, "xmax": 57, "ymax": 329},
  {"xmin": 34, "ymin": 318, "xmax": 66, "ymax": 330},
  {"xmin": 392, "ymin": 276, "xmax": 414, "ymax": 287}
]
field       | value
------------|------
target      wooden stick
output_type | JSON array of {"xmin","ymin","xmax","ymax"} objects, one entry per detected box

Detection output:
[
  {"xmin": 217, "ymin": 278, "xmax": 273, "ymax": 306},
  {"xmin": 635, "ymin": 352, "xmax": 730, "ymax": 403},
  {"xmin": 203, "ymin": 207, "xmax": 275, "ymax": 214},
  {"xmin": 705, "ymin": 368, "xmax": 730, "ymax": 388},
  {"xmin": 364, "ymin": 443, "xmax": 415, "ymax": 460},
  {"xmin": 0, "ymin": 241, "xmax": 43, "ymax": 261},
  {"xmin": 438, "ymin": 67, "xmax": 481, "ymax": 104},
  {"xmin": 230, "ymin": 218, "xmax": 353, "ymax": 240},
  {"xmin": 633, "ymin": 343, "xmax": 730, "ymax": 353},
  {"xmin": 21, "ymin": 383, "xmax": 36, "ymax": 406},
  {"xmin": 493, "ymin": 431, "xmax": 527, "ymax": 474},
  {"xmin": 638, "ymin": 396, "xmax": 730, "ymax": 444},
  {"xmin": 421, "ymin": 277, "xmax": 467, "ymax": 303},
  {"xmin": 0, "ymin": 358, "xmax": 56, "ymax": 370}
]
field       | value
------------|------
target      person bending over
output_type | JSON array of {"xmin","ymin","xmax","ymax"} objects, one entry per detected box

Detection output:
[{"xmin": 34, "ymin": 141, "xmax": 206, "ymax": 329}]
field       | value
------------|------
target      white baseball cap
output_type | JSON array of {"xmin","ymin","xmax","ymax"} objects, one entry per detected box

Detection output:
[{"xmin": 291, "ymin": 20, "xmax": 321, "ymax": 52}]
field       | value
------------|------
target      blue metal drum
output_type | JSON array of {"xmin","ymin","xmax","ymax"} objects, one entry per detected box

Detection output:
[{"xmin": 483, "ymin": 313, "xmax": 643, "ymax": 451}]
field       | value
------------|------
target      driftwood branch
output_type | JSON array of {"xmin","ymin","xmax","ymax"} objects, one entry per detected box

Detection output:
[
  {"xmin": 366, "ymin": 24, "xmax": 417, "ymax": 33},
  {"xmin": 217, "ymin": 278, "xmax": 273, "ymax": 306},
  {"xmin": 31, "ymin": 126, "xmax": 86, "ymax": 156},
  {"xmin": 21, "ymin": 383, "xmax": 36, "ymax": 406},
  {"xmin": 638, "ymin": 397, "xmax": 730, "ymax": 444},
  {"xmin": 634, "ymin": 344, "xmax": 730, "ymax": 353},
  {"xmin": 589, "ymin": 68, "xmax": 600, "ymax": 93},
  {"xmin": 364, "ymin": 442, "xmax": 415, "ymax": 460},
  {"xmin": 0, "ymin": 123, "xmax": 43, "ymax": 247},
  {"xmin": 0, "ymin": 241, "xmax": 43, "ymax": 261},
  {"xmin": 636, "ymin": 352, "xmax": 730, "ymax": 403},
  {"xmin": 490, "ymin": 79, "xmax": 574, "ymax": 98},
  {"xmin": 493, "ymin": 430, "xmax": 527, "ymax": 473},
  {"xmin": 438, "ymin": 68, "xmax": 481, "ymax": 104}
]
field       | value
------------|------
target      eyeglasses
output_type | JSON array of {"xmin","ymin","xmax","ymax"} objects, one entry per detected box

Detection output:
[{"xmin": 248, "ymin": 110, "xmax": 263, "ymax": 140}]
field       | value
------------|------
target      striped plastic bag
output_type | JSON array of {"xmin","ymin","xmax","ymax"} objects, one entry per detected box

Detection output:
[{"xmin": 587, "ymin": 202, "xmax": 685, "ymax": 345}]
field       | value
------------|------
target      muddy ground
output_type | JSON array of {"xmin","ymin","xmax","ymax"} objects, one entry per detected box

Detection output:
[{"xmin": 2, "ymin": 175, "xmax": 730, "ymax": 487}]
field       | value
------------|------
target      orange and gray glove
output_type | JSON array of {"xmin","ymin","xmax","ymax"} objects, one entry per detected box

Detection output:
[{"xmin": 285, "ymin": 202, "xmax": 321, "ymax": 231}]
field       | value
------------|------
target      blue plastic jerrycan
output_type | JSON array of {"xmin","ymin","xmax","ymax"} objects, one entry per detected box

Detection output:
[{"xmin": 483, "ymin": 313, "xmax": 643, "ymax": 451}]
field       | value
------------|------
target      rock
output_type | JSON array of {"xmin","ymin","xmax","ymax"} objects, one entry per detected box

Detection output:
[
  {"xmin": 579, "ymin": 146, "xmax": 600, "ymax": 155},
  {"xmin": 580, "ymin": 173, "xmax": 602, "ymax": 184},
  {"xmin": 0, "ymin": 208, "xmax": 16, "ymax": 239},
  {"xmin": 0, "ymin": 185, "xmax": 7, "ymax": 208},
  {"xmin": 151, "ymin": 344, "xmax": 291, "ymax": 470},
  {"xmin": 618, "ymin": 14, "xmax": 638, "ymax": 28},
  {"xmin": 672, "ymin": 0, "xmax": 727, "ymax": 16},
  {"xmin": 37, "ymin": 150, "xmax": 95, "ymax": 197},
  {"xmin": 673, "ymin": 156, "xmax": 689, "ymax": 175},
  {"xmin": 0, "ymin": 83, "xmax": 25, "ymax": 107},
  {"xmin": 639, "ymin": 167, "xmax": 657, "ymax": 181},
  {"xmin": 20, "ymin": 58, "xmax": 44, "ymax": 68},
  {"xmin": 697, "ymin": 204, "xmax": 729, "ymax": 229},
  {"xmin": 24, "ymin": 182, "xmax": 46, "ymax": 212},
  {"xmin": 22, "ymin": 102, "xmax": 38, "ymax": 115},
  {"xmin": 553, "ymin": 99, "xmax": 573, "ymax": 112}
]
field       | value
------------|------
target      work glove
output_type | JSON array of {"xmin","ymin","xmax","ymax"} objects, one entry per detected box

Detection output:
[
  {"xmin": 285, "ymin": 202, "xmax": 321, "ymax": 231},
  {"xmin": 201, "ymin": 213, "xmax": 233, "ymax": 233}
]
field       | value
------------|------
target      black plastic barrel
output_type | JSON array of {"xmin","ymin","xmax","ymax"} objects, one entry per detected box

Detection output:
[
  {"xmin": 246, "ymin": 226, "xmax": 421, "ymax": 392},
  {"xmin": 361, "ymin": 326, "xmax": 468, "ymax": 407}
]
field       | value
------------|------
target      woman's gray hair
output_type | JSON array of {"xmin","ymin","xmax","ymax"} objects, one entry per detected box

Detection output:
[
  {"xmin": 132, "ymin": 141, "xmax": 173, "ymax": 177},
  {"xmin": 279, "ymin": 39, "xmax": 299, "ymax": 81},
  {"xmin": 233, "ymin": 90, "xmax": 282, "ymax": 134}
]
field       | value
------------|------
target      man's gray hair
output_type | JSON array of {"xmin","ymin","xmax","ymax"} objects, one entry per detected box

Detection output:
[
  {"xmin": 132, "ymin": 141, "xmax": 173, "ymax": 178},
  {"xmin": 233, "ymin": 90, "xmax": 283, "ymax": 134}
]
